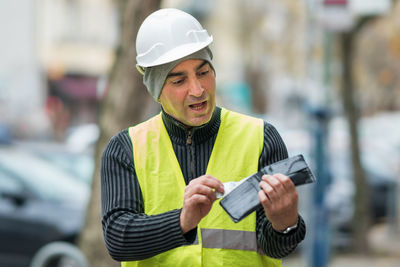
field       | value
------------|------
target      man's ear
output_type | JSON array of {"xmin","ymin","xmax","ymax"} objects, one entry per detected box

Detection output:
[{"xmin": 157, "ymin": 91, "xmax": 162, "ymax": 103}]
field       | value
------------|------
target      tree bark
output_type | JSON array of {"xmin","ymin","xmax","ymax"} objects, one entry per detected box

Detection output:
[
  {"xmin": 78, "ymin": 1, "xmax": 160, "ymax": 266},
  {"xmin": 340, "ymin": 30, "xmax": 370, "ymax": 254}
]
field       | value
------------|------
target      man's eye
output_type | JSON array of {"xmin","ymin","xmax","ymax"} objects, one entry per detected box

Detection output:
[
  {"xmin": 171, "ymin": 78, "xmax": 185, "ymax": 85},
  {"xmin": 198, "ymin": 70, "xmax": 209, "ymax": 76}
]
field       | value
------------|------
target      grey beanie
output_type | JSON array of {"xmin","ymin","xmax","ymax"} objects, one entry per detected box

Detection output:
[{"xmin": 143, "ymin": 47, "xmax": 214, "ymax": 101}]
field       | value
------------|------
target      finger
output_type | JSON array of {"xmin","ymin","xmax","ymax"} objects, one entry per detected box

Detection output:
[
  {"xmin": 185, "ymin": 183, "xmax": 218, "ymax": 201},
  {"xmin": 267, "ymin": 174, "xmax": 299, "ymax": 208},
  {"xmin": 201, "ymin": 175, "xmax": 224, "ymax": 192},
  {"xmin": 190, "ymin": 175, "xmax": 224, "ymax": 193},
  {"xmin": 274, "ymin": 173, "xmax": 295, "ymax": 190},
  {"xmin": 262, "ymin": 175, "xmax": 284, "ymax": 193},
  {"xmin": 258, "ymin": 189, "xmax": 271, "ymax": 207},
  {"xmin": 259, "ymin": 180, "xmax": 279, "ymax": 202},
  {"xmin": 187, "ymin": 193, "xmax": 214, "ymax": 206}
]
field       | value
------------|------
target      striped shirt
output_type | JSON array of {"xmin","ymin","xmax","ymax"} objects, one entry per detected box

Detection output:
[{"xmin": 101, "ymin": 107, "xmax": 305, "ymax": 261}]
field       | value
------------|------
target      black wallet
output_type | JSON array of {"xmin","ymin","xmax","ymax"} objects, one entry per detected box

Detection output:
[{"xmin": 219, "ymin": 154, "xmax": 316, "ymax": 223}]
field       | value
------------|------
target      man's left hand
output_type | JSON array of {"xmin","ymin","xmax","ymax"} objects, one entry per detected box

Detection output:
[{"xmin": 258, "ymin": 173, "xmax": 298, "ymax": 232}]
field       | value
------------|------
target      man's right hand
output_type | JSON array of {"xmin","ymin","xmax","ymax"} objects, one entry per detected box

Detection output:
[{"xmin": 180, "ymin": 175, "xmax": 224, "ymax": 234}]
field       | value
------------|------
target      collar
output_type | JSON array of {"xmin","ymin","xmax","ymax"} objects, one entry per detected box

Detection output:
[{"xmin": 161, "ymin": 106, "xmax": 221, "ymax": 145}]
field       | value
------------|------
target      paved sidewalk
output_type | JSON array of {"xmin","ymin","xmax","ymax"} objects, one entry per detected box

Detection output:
[
  {"xmin": 283, "ymin": 255, "xmax": 400, "ymax": 267},
  {"xmin": 283, "ymin": 223, "xmax": 400, "ymax": 267}
]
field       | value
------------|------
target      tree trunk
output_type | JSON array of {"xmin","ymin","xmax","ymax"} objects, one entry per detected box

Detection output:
[
  {"xmin": 340, "ymin": 31, "xmax": 370, "ymax": 253},
  {"xmin": 78, "ymin": 1, "xmax": 160, "ymax": 266}
]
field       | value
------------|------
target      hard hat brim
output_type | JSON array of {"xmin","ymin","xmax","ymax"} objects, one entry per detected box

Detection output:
[{"xmin": 136, "ymin": 36, "xmax": 213, "ymax": 68}]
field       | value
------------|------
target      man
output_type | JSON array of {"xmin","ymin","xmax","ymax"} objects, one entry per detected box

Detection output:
[{"xmin": 101, "ymin": 8, "xmax": 305, "ymax": 267}]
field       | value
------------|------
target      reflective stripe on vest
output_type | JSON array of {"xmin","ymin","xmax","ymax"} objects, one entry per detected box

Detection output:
[
  {"xmin": 201, "ymin": 228, "xmax": 261, "ymax": 253},
  {"xmin": 125, "ymin": 108, "xmax": 281, "ymax": 267},
  {"xmin": 191, "ymin": 229, "xmax": 261, "ymax": 254}
]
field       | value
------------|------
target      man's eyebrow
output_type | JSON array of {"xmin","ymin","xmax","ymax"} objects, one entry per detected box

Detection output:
[
  {"xmin": 166, "ymin": 60, "xmax": 209, "ymax": 78},
  {"xmin": 166, "ymin": 71, "xmax": 184, "ymax": 78},
  {"xmin": 196, "ymin": 60, "xmax": 208, "ymax": 71}
]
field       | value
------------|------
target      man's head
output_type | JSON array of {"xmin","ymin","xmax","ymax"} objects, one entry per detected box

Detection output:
[
  {"xmin": 159, "ymin": 59, "xmax": 216, "ymax": 126},
  {"xmin": 136, "ymin": 8, "xmax": 216, "ymax": 126}
]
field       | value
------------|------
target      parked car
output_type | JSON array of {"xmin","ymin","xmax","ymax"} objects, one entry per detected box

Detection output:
[{"xmin": 0, "ymin": 145, "xmax": 91, "ymax": 267}]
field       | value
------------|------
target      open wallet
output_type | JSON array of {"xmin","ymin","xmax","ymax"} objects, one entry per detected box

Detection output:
[{"xmin": 219, "ymin": 154, "xmax": 316, "ymax": 223}]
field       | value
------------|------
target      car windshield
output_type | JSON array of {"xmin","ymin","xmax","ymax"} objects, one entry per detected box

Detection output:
[
  {"xmin": 34, "ymin": 150, "xmax": 94, "ymax": 185},
  {"xmin": 0, "ymin": 147, "xmax": 89, "ymax": 203}
]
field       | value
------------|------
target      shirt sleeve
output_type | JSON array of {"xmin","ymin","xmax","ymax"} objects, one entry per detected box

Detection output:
[
  {"xmin": 255, "ymin": 122, "xmax": 306, "ymax": 258},
  {"xmin": 101, "ymin": 130, "xmax": 193, "ymax": 261}
]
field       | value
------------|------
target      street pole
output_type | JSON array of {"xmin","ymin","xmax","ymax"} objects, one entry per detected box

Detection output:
[
  {"xmin": 303, "ymin": 1, "xmax": 333, "ymax": 266},
  {"xmin": 308, "ymin": 106, "xmax": 331, "ymax": 267}
]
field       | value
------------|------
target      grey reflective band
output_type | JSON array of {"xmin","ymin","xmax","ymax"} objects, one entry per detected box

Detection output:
[
  {"xmin": 193, "ymin": 235, "xmax": 199, "ymax": 245},
  {"xmin": 201, "ymin": 228, "xmax": 263, "ymax": 254}
]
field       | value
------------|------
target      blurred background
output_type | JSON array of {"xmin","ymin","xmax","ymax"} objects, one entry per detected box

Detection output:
[{"xmin": 0, "ymin": 0, "xmax": 399, "ymax": 266}]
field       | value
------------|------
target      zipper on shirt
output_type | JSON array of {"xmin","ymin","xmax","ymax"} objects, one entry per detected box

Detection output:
[
  {"xmin": 186, "ymin": 130, "xmax": 195, "ymax": 180},
  {"xmin": 186, "ymin": 130, "xmax": 192, "ymax": 145}
]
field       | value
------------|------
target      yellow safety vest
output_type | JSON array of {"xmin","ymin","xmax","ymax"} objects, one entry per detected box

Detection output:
[{"xmin": 125, "ymin": 108, "xmax": 281, "ymax": 267}]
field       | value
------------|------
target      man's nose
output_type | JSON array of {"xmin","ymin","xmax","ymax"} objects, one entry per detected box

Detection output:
[{"xmin": 188, "ymin": 77, "xmax": 204, "ymax": 97}]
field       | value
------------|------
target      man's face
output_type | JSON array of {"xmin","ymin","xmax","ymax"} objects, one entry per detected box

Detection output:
[{"xmin": 159, "ymin": 59, "xmax": 216, "ymax": 127}]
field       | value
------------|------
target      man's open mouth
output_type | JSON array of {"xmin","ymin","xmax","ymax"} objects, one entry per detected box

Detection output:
[{"xmin": 189, "ymin": 101, "xmax": 207, "ymax": 110}]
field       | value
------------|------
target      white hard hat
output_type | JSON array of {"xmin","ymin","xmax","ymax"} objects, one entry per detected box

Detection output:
[{"xmin": 136, "ymin": 8, "xmax": 213, "ymax": 73}]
